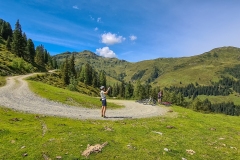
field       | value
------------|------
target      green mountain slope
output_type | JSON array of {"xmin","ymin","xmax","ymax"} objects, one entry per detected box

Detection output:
[
  {"xmin": 54, "ymin": 46, "xmax": 240, "ymax": 87},
  {"xmin": 54, "ymin": 50, "xmax": 131, "ymax": 82},
  {"xmin": 0, "ymin": 37, "xmax": 37, "ymax": 76}
]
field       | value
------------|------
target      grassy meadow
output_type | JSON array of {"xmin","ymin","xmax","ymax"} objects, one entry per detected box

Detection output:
[{"xmin": 0, "ymin": 105, "xmax": 239, "ymax": 159}]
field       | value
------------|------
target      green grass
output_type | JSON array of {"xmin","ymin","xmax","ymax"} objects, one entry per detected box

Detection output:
[
  {"xmin": 198, "ymin": 93, "xmax": 240, "ymax": 105},
  {"xmin": 0, "ymin": 76, "xmax": 6, "ymax": 87},
  {"xmin": 27, "ymin": 80, "xmax": 123, "ymax": 109},
  {"xmin": 0, "ymin": 106, "xmax": 239, "ymax": 159}
]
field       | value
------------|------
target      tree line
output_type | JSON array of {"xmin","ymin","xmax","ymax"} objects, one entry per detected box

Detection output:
[
  {"xmin": 165, "ymin": 76, "xmax": 240, "ymax": 99},
  {"xmin": 59, "ymin": 55, "xmax": 161, "ymax": 99},
  {"xmin": 107, "ymin": 80, "xmax": 160, "ymax": 100},
  {"xmin": 60, "ymin": 54, "xmax": 106, "ymax": 91},
  {"xmin": 0, "ymin": 18, "xmax": 57, "ymax": 70},
  {"xmin": 160, "ymin": 89, "xmax": 240, "ymax": 116},
  {"xmin": 187, "ymin": 98, "xmax": 240, "ymax": 116}
]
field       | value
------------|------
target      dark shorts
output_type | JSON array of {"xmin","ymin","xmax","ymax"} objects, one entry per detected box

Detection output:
[{"xmin": 102, "ymin": 99, "xmax": 107, "ymax": 106}]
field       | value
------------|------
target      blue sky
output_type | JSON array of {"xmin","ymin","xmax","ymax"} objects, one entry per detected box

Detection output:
[{"xmin": 1, "ymin": 0, "xmax": 240, "ymax": 62}]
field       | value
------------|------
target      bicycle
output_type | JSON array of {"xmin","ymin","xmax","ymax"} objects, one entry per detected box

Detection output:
[{"xmin": 143, "ymin": 97, "xmax": 157, "ymax": 106}]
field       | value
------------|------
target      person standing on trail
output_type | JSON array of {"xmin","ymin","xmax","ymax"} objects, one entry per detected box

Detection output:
[
  {"xmin": 158, "ymin": 90, "xmax": 163, "ymax": 104},
  {"xmin": 100, "ymin": 86, "xmax": 110, "ymax": 118}
]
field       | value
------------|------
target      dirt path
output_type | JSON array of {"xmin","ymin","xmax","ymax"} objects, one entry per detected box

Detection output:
[{"xmin": 0, "ymin": 74, "xmax": 169, "ymax": 120}]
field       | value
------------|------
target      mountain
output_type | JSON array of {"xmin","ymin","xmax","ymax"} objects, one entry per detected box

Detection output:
[
  {"xmin": 53, "ymin": 46, "xmax": 240, "ymax": 87},
  {"xmin": 54, "ymin": 50, "xmax": 130, "ymax": 83}
]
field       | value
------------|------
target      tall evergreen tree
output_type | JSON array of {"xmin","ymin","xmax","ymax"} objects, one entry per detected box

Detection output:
[
  {"xmin": 99, "ymin": 70, "xmax": 106, "ymax": 87},
  {"xmin": 22, "ymin": 32, "xmax": 28, "ymax": 60},
  {"xmin": 6, "ymin": 36, "xmax": 11, "ymax": 51},
  {"xmin": 119, "ymin": 81, "xmax": 125, "ymax": 98},
  {"xmin": 11, "ymin": 19, "xmax": 25, "ymax": 57},
  {"xmin": 84, "ymin": 63, "xmax": 92, "ymax": 85},
  {"xmin": 112, "ymin": 83, "xmax": 117, "ymax": 97},
  {"xmin": 134, "ymin": 80, "xmax": 143, "ymax": 99},
  {"xmin": 125, "ymin": 82, "xmax": 134, "ymax": 99},
  {"xmin": 0, "ymin": 21, "xmax": 12, "ymax": 40},
  {"xmin": 47, "ymin": 53, "xmax": 53, "ymax": 68},
  {"xmin": 79, "ymin": 66, "xmax": 85, "ymax": 82},
  {"xmin": 69, "ymin": 54, "xmax": 76, "ymax": 78},
  {"xmin": 26, "ymin": 39, "xmax": 35, "ymax": 62},
  {"xmin": 35, "ymin": 45, "xmax": 45, "ymax": 66},
  {"xmin": 44, "ymin": 49, "xmax": 49, "ymax": 63},
  {"xmin": 62, "ymin": 57, "xmax": 70, "ymax": 85},
  {"xmin": 92, "ymin": 70, "xmax": 98, "ymax": 87}
]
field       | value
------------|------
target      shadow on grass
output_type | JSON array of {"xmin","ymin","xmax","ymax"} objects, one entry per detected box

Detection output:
[{"xmin": 105, "ymin": 116, "xmax": 133, "ymax": 119}]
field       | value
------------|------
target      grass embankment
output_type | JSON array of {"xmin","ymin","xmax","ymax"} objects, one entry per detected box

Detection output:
[
  {"xmin": 0, "ymin": 76, "xmax": 6, "ymax": 87},
  {"xmin": 27, "ymin": 80, "xmax": 123, "ymax": 109},
  {"xmin": 0, "ymin": 106, "xmax": 239, "ymax": 159},
  {"xmin": 198, "ymin": 94, "xmax": 240, "ymax": 105}
]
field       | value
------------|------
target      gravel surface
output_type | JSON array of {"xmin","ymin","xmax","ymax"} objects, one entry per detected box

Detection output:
[{"xmin": 0, "ymin": 74, "xmax": 169, "ymax": 120}]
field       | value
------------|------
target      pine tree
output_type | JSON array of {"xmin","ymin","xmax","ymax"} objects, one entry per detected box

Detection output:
[
  {"xmin": 52, "ymin": 58, "xmax": 58, "ymax": 69},
  {"xmin": 22, "ymin": 32, "xmax": 28, "ymax": 60},
  {"xmin": 26, "ymin": 39, "xmax": 35, "ymax": 62},
  {"xmin": 112, "ymin": 83, "xmax": 117, "ymax": 97},
  {"xmin": 99, "ymin": 70, "xmax": 106, "ymax": 87},
  {"xmin": 44, "ymin": 49, "xmax": 49, "ymax": 64},
  {"xmin": 11, "ymin": 20, "xmax": 25, "ymax": 57},
  {"xmin": 119, "ymin": 81, "xmax": 125, "ymax": 98},
  {"xmin": 134, "ymin": 80, "xmax": 143, "ymax": 99},
  {"xmin": 84, "ymin": 63, "xmax": 92, "ymax": 85},
  {"xmin": 0, "ymin": 21, "xmax": 12, "ymax": 40},
  {"xmin": 92, "ymin": 70, "xmax": 98, "ymax": 87},
  {"xmin": 6, "ymin": 36, "xmax": 11, "ymax": 51},
  {"xmin": 35, "ymin": 45, "xmax": 45, "ymax": 66},
  {"xmin": 47, "ymin": 53, "xmax": 53, "ymax": 68},
  {"xmin": 176, "ymin": 92, "xmax": 185, "ymax": 106},
  {"xmin": 125, "ymin": 82, "xmax": 134, "ymax": 99},
  {"xmin": 79, "ymin": 66, "xmax": 85, "ymax": 82},
  {"xmin": 69, "ymin": 54, "xmax": 76, "ymax": 78},
  {"xmin": 62, "ymin": 57, "xmax": 70, "ymax": 85}
]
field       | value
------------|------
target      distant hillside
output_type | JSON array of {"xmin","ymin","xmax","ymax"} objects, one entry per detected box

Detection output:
[
  {"xmin": 54, "ymin": 46, "xmax": 240, "ymax": 88},
  {"xmin": 54, "ymin": 50, "xmax": 130, "ymax": 83}
]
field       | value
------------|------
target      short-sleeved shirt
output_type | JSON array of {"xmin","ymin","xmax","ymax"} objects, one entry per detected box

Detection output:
[{"xmin": 100, "ymin": 90, "xmax": 106, "ymax": 100}]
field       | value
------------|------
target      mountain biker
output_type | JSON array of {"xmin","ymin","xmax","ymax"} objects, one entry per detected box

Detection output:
[{"xmin": 158, "ymin": 90, "xmax": 163, "ymax": 104}]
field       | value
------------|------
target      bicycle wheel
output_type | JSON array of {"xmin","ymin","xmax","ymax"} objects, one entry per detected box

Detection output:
[
  {"xmin": 143, "ymin": 99, "xmax": 149, "ymax": 105},
  {"xmin": 152, "ymin": 99, "xmax": 157, "ymax": 106}
]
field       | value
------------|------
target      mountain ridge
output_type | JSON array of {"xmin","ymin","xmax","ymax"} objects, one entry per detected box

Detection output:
[{"xmin": 53, "ymin": 46, "xmax": 240, "ymax": 87}]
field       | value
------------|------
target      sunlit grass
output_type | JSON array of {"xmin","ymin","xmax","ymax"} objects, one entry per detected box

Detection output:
[
  {"xmin": 27, "ymin": 80, "xmax": 123, "ymax": 109},
  {"xmin": 0, "ymin": 106, "xmax": 239, "ymax": 159},
  {"xmin": 0, "ymin": 76, "xmax": 6, "ymax": 87},
  {"xmin": 198, "ymin": 93, "xmax": 240, "ymax": 105}
]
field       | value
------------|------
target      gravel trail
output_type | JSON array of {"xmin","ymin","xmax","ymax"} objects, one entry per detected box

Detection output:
[{"xmin": 0, "ymin": 74, "xmax": 169, "ymax": 120}]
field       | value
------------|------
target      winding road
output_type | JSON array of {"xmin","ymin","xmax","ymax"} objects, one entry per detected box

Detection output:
[{"xmin": 0, "ymin": 74, "xmax": 169, "ymax": 120}]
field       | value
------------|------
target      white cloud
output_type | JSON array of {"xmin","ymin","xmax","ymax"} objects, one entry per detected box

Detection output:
[
  {"xmin": 72, "ymin": 5, "xmax": 79, "ymax": 9},
  {"xmin": 94, "ymin": 27, "xmax": 98, "ymax": 31},
  {"xmin": 97, "ymin": 17, "xmax": 101, "ymax": 23},
  {"xmin": 129, "ymin": 35, "xmax": 137, "ymax": 41},
  {"xmin": 96, "ymin": 47, "xmax": 117, "ymax": 58},
  {"xmin": 101, "ymin": 32, "xmax": 125, "ymax": 45}
]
